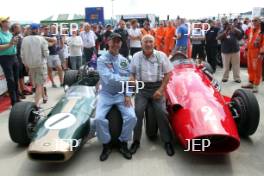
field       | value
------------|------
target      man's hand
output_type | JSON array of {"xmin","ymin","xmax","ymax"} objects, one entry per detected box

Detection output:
[
  {"xmin": 10, "ymin": 36, "xmax": 18, "ymax": 46},
  {"xmin": 152, "ymin": 88, "xmax": 163, "ymax": 100},
  {"xmin": 125, "ymin": 96, "xmax": 133, "ymax": 107}
]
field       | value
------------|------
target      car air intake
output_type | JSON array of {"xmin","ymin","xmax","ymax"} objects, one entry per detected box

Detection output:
[{"xmin": 28, "ymin": 152, "xmax": 66, "ymax": 162}]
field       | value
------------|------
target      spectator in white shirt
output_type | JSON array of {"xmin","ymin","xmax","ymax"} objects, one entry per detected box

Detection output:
[
  {"xmin": 67, "ymin": 30, "xmax": 83, "ymax": 70},
  {"xmin": 128, "ymin": 19, "xmax": 142, "ymax": 56},
  {"xmin": 80, "ymin": 23, "xmax": 97, "ymax": 63}
]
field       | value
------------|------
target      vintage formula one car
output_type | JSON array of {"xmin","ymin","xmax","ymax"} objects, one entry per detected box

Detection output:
[
  {"xmin": 146, "ymin": 53, "xmax": 259, "ymax": 153},
  {"xmin": 8, "ymin": 66, "xmax": 123, "ymax": 162}
]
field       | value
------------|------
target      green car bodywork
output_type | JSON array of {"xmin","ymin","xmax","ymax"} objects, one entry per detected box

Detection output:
[{"xmin": 28, "ymin": 86, "xmax": 97, "ymax": 161}]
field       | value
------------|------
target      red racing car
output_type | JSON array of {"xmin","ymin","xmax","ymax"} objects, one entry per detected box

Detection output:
[{"xmin": 145, "ymin": 53, "xmax": 259, "ymax": 154}]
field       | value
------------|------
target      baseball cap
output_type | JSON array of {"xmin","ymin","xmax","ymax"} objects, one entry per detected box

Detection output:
[
  {"xmin": 30, "ymin": 23, "xmax": 40, "ymax": 30},
  {"xmin": 109, "ymin": 33, "xmax": 122, "ymax": 41}
]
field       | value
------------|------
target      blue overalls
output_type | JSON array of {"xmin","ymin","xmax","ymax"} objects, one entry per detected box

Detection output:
[{"xmin": 95, "ymin": 52, "xmax": 137, "ymax": 144}]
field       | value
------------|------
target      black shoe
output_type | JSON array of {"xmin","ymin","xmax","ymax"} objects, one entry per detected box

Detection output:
[
  {"xmin": 234, "ymin": 80, "xmax": 241, "ymax": 83},
  {"xmin": 222, "ymin": 79, "xmax": 228, "ymax": 83},
  {"xmin": 18, "ymin": 92, "xmax": 26, "ymax": 99},
  {"xmin": 23, "ymin": 90, "xmax": 33, "ymax": 95},
  {"xmin": 32, "ymin": 88, "xmax": 36, "ymax": 93},
  {"xmin": 43, "ymin": 97, "xmax": 48, "ymax": 104},
  {"xmin": 119, "ymin": 142, "xmax": 132, "ymax": 160},
  {"xmin": 130, "ymin": 140, "xmax": 140, "ymax": 155},
  {"xmin": 100, "ymin": 143, "xmax": 112, "ymax": 161},
  {"xmin": 165, "ymin": 142, "xmax": 175, "ymax": 156}
]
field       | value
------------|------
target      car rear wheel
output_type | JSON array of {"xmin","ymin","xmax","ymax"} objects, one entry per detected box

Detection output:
[
  {"xmin": 9, "ymin": 102, "xmax": 38, "ymax": 145},
  {"xmin": 145, "ymin": 104, "xmax": 158, "ymax": 140},
  {"xmin": 107, "ymin": 106, "xmax": 123, "ymax": 144},
  {"xmin": 231, "ymin": 89, "xmax": 260, "ymax": 137},
  {"xmin": 64, "ymin": 70, "xmax": 78, "ymax": 87}
]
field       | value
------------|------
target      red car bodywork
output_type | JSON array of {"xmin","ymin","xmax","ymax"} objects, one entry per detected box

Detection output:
[{"xmin": 165, "ymin": 60, "xmax": 240, "ymax": 154}]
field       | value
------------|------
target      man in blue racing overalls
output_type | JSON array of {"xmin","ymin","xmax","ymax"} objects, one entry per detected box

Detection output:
[{"xmin": 95, "ymin": 33, "xmax": 137, "ymax": 161}]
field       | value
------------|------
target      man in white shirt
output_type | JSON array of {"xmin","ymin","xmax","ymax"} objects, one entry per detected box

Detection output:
[
  {"xmin": 129, "ymin": 34, "xmax": 174, "ymax": 156},
  {"xmin": 128, "ymin": 19, "xmax": 142, "ymax": 56},
  {"xmin": 80, "ymin": 23, "xmax": 97, "ymax": 63},
  {"xmin": 67, "ymin": 30, "xmax": 83, "ymax": 70}
]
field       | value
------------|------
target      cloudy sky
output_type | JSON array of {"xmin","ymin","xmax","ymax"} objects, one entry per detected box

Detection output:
[{"xmin": 1, "ymin": 0, "xmax": 264, "ymax": 22}]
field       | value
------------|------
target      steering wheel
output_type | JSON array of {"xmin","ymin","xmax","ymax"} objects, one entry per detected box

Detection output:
[{"xmin": 170, "ymin": 51, "xmax": 188, "ymax": 62}]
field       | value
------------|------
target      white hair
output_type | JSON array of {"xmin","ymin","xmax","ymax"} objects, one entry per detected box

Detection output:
[
  {"xmin": 141, "ymin": 34, "xmax": 155, "ymax": 42},
  {"xmin": 83, "ymin": 22, "xmax": 90, "ymax": 28}
]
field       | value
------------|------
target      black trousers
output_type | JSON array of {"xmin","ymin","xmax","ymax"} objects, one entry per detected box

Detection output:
[
  {"xmin": 133, "ymin": 82, "xmax": 172, "ymax": 143},
  {"xmin": 206, "ymin": 45, "xmax": 218, "ymax": 72},
  {"xmin": 0, "ymin": 55, "xmax": 19, "ymax": 105},
  {"xmin": 130, "ymin": 47, "xmax": 142, "ymax": 57},
  {"xmin": 192, "ymin": 44, "xmax": 206, "ymax": 60},
  {"xmin": 83, "ymin": 47, "xmax": 95, "ymax": 64}
]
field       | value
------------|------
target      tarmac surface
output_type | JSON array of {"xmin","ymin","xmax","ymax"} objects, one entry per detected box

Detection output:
[{"xmin": 0, "ymin": 67, "xmax": 263, "ymax": 176}]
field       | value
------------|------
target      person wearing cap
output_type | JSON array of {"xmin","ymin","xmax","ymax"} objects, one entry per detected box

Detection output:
[
  {"xmin": 21, "ymin": 23, "xmax": 49, "ymax": 107},
  {"xmin": 129, "ymin": 34, "xmax": 175, "ymax": 157},
  {"xmin": 242, "ymin": 17, "xmax": 263, "ymax": 93},
  {"xmin": 94, "ymin": 32, "xmax": 137, "ymax": 161},
  {"xmin": 0, "ymin": 16, "xmax": 20, "ymax": 105}
]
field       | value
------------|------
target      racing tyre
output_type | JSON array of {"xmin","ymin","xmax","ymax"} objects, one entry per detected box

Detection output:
[
  {"xmin": 231, "ymin": 89, "xmax": 260, "ymax": 137},
  {"xmin": 9, "ymin": 102, "xmax": 38, "ymax": 145},
  {"xmin": 107, "ymin": 106, "xmax": 123, "ymax": 143},
  {"xmin": 64, "ymin": 70, "xmax": 78, "ymax": 86},
  {"xmin": 145, "ymin": 104, "xmax": 158, "ymax": 140}
]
